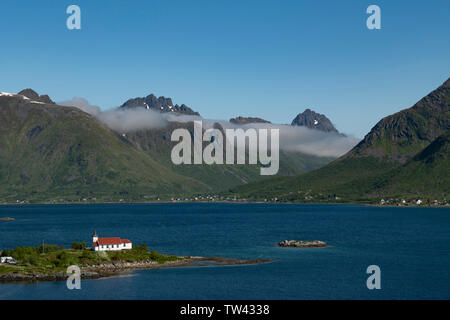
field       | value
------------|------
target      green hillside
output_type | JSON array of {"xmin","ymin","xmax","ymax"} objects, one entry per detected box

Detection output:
[
  {"xmin": 326, "ymin": 130, "xmax": 450, "ymax": 201},
  {"xmin": 0, "ymin": 91, "xmax": 334, "ymax": 203},
  {"xmin": 227, "ymin": 155, "xmax": 398, "ymax": 201},
  {"xmin": 0, "ymin": 94, "xmax": 207, "ymax": 202},
  {"xmin": 227, "ymin": 77, "xmax": 450, "ymax": 202},
  {"xmin": 227, "ymin": 132, "xmax": 449, "ymax": 203},
  {"xmin": 2, "ymin": 76, "xmax": 448, "ymax": 204},
  {"xmin": 118, "ymin": 91, "xmax": 338, "ymax": 190},
  {"xmin": 346, "ymin": 77, "xmax": 450, "ymax": 162},
  {"xmin": 368, "ymin": 130, "xmax": 450, "ymax": 198},
  {"xmin": 124, "ymin": 122, "xmax": 334, "ymax": 191}
]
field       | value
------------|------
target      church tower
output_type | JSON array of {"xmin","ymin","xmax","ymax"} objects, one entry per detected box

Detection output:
[{"xmin": 92, "ymin": 230, "xmax": 98, "ymax": 243}]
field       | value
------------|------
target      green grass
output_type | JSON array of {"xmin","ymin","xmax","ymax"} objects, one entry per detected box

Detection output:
[{"xmin": 0, "ymin": 243, "xmax": 181, "ymax": 275}]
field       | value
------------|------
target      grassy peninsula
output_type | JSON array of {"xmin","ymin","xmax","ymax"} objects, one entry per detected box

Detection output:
[
  {"xmin": 0, "ymin": 243, "xmax": 271, "ymax": 282},
  {"xmin": 0, "ymin": 243, "xmax": 181, "ymax": 281}
]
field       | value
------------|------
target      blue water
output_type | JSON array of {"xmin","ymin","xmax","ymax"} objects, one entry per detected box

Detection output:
[{"xmin": 0, "ymin": 203, "xmax": 449, "ymax": 300}]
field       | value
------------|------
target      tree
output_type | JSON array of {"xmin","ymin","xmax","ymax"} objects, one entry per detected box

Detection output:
[
  {"xmin": 71, "ymin": 242, "xmax": 81, "ymax": 250},
  {"xmin": 134, "ymin": 243, "xmax": 148, "ymax": 252}
]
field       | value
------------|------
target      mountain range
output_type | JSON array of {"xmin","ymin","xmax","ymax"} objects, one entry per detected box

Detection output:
[
  {"xmin": 228, "ymin": 77, "xmax": 450, "ymax": 202},
  {"xmin": 0, "ymin": 90, "xmax": 339, "ymax": 202},
  {"xmin": 0, "ymin": 91, "xmax": 207, "ymax": 202},
  {"xmin": 120, "ymin": 93, "xmax": 200, "ymax": 116},
  {"xmin": 1, "ymin": 77, "xmax": 448, "ymax": 203}
]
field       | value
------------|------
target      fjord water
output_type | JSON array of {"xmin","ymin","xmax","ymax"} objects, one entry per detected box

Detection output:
[{"xmin": 0, "ymin": 203, "xmax": 449, "ymax": 300}]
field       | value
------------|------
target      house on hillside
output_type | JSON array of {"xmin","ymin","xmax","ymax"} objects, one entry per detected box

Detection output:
[
  {"xmin": 0, "ymin": 256, "xmax": 17, "ymax": 264},
  {"xmin": 92, "ymin": 230, "xmax": 132, "ymax": 251}
]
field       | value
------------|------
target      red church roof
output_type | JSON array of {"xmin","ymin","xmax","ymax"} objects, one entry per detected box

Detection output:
[{"xmin": 94, "ymin": 237, "xmax": 132, "ymax": 247}]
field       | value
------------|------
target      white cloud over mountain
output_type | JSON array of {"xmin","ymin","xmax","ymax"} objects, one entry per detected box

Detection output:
[{"xmin": 59, "ymin": 97, "xmax": 359, "ymax": 158}]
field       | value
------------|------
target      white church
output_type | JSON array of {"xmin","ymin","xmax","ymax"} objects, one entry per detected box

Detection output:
[{"xmin": 92, "ymin": 230, "xmax": 133, "ymax": 251}]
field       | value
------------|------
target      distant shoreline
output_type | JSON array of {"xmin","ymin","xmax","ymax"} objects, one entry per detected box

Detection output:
[{"xmin": 0, "ymin": 200, "xmax": 448, "ymax": 208}]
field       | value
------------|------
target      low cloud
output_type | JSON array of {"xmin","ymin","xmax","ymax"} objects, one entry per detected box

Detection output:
[
  {"xmin": 273, "ymin": 125, "xmax": 359, "ymax": 157},
  {"xmin": 201, "ymin": 121, "xmax": 360, "ymax": 158},
  {"xmin": 59, "ymin": 97, "xmax": 359, "ymax": 158},
  {"xmin": 59, "ymin": 97, "xmax": 101, "ymax": 116},
  {"xmin": 97, "ymin": 108, "xmax": 168, "ymax": 132},
  {"xmin": 58, "ymin": 97, "xmax": 170, "ymax": 132}
]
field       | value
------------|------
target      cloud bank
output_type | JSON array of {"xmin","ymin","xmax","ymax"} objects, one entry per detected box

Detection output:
[
  {"xmin": 59, "ymin": 97, "xmax": 101, "ymax": 116},
  {"xmin": 58, "ymin": 97, "xmax": 360, "ymax": 158},
  {"xmin": 59, "ymin": 97, "xmax": 169, "ymax": 132}
]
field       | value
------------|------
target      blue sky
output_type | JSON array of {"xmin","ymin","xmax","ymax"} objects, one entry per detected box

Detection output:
[{"xmin": 0, "ymin": 0, "xmax": 449, "ymax": 137}]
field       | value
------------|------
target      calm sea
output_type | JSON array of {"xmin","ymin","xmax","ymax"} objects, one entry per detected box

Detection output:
[{"xmin": 0, "ymin": 203, "xmax": 449, "ymax": 299}]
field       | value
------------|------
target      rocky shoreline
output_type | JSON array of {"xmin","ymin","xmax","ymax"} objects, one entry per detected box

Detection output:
[
  {"xmin": 0, "ymin": 256, "xmax": 272, "ymax": 283},
  {"xmin": 277, "ymin": 240, "xmax": 328, "ymax": 248},
  {"xmin": 0, "ymin": 216, "xmax": 15, "ymax": 221}
]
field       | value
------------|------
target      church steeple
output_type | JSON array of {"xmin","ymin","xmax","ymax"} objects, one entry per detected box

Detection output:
[{"xmin": 92, "ymin": 230, "xmax": 98, "ymax": 243}]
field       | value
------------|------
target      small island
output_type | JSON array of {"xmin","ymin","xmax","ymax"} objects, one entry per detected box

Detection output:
[
  {"xmin": 0, "ymin": 217, "xmax": 15, "ymax": 221},
  {"xmin": 0, "ymin": 242, "xmax": 271, "ymax": 282},
  {"xmin": 277, "ymin": 240, "xmax": 328, "ymax": 248}
]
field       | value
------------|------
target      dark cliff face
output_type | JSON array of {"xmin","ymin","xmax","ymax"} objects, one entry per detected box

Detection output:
[
  {"xmin": 18, "ymin": 89, "xmax": 55, "ymax": 104},
  {"xmin": 291, "ymin": 109, "xmax": 339, "ymax": 134},
  {"xmin": 347, "ymin": 77, "xmax": 450, "ymax": 163},
  {"xmin": 120, "ymin": 93, "xmax": 200, "ymax": 116},
  {"xmin": 229, "ymin": 116, "xmax": 271, "ymax": 125}
]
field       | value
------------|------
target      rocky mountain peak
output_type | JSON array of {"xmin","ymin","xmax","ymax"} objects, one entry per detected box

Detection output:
[
  {"xmin": 120, "ymin": 93, "xmax": 200, "ymax": 116},
  {"xmin": 346, "ymin": 77, "xmax": 450, "ymax": 163},
  {"xmin": 18, "ymin": 88, "xmax": 55, "ymax": 104},
  {"xmin": 291, "ymin": 109, "xmax": 339, "ymax": 134},
  {"xmin": 229, "ymin": 116, "xmax": 271, "ymax": 125},
  {"xmin": 18, "ymin": 88, "xmax": 39, "ymax": 100}
]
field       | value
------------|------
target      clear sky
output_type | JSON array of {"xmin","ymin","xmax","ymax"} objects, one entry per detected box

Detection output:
[{"xmin": 0, "ymin": 0, "xmax": 449, "ymax": 137}]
